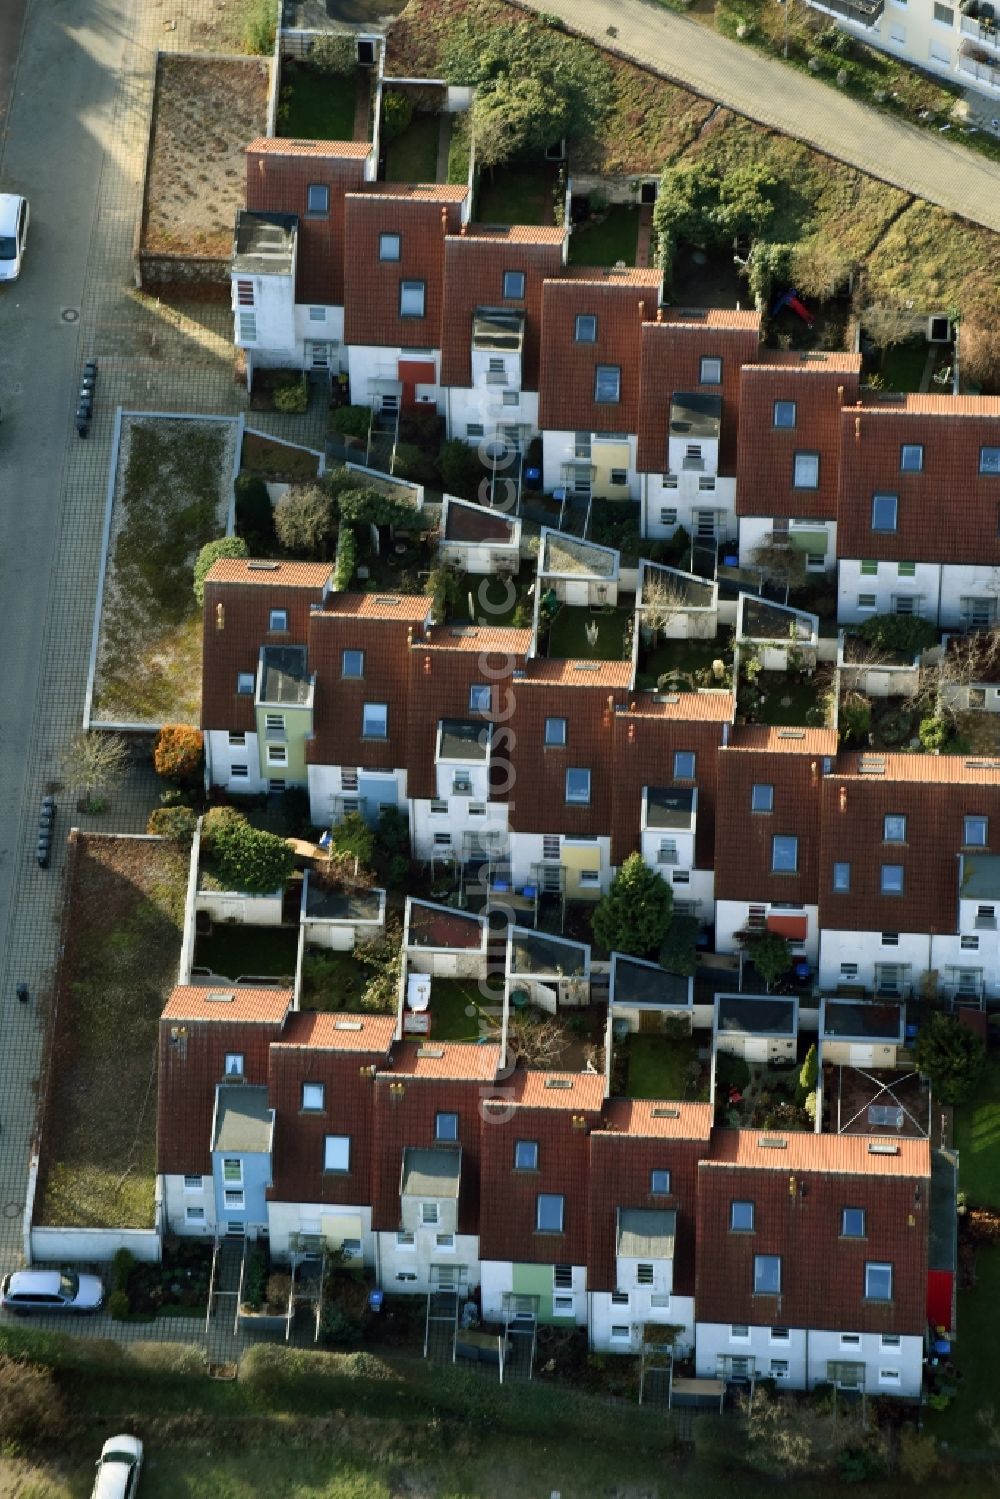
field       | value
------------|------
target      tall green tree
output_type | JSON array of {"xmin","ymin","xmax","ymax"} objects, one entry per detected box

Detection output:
[
  {"xmin": 592, "ymin": 854, "xmax": 674, "ymax": 956},
  {"xmin": 914, "ymin": 1012, "xmax": 986, "ymax": 1104}
]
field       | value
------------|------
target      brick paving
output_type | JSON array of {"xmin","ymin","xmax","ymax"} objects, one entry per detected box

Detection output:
[
  {"xmin": 515, "ymin": 0, "xmax": 1000, "ymax": 233},
  {"xmin": 0, "ymin": 0, "xmax": 327, "ymax": 1309}
]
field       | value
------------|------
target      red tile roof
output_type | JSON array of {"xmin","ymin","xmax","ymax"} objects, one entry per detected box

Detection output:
[
  {"xmin": 322, "ymin": 592, "xmax": 429, "ymax": 621},
  {"xmin": 637, "ymin": 315, "xmax": 761, "ymax": 474},
  {"xmin": 207, "ymin": 559, "xmax": 331, "ymax": 588},
  {"xmin": 599, "ymin": 1099, "xmax": 714, "ymax": 1139},
  {"xmin": 836, "ymin": 400, "xmax": 1000, "ymax": 564},
  {"xmin": 162, "ymin": 986, "xmax": 292, "ymax": 1024},
  {"xmin": 370, "ymin": 1076, "xmax": 487, "ymax": 1233},
  {"xmin": 420, "ymin": 625, "xmax": 533, "ymax": 654},
  {"xmin": 484, "ymin": 1070, "xmax": 606, "ymax": 1112},
  {"xmin": 440, "ymin": 231, "xmax": 564, "ymax": 390},
  {"xmin": 622, "ymin": 691, "xmax": 734, "ymax": 722},
  {"xmin": 307, "ymin": 610, "xmax": 415, "ymax": 770},
  {"xmin": 507, "ymin": 671, "xmax": 628, "ymax": 836},
  {"xmin": 384, "ymin": 1040, "xmax": 501, "ymax": 1081},
  {"xmin": 713, "ymin": 743, "xmax": 824, "ymax": 905},
  {"xmin": 343, "ymin": 192, "xmax": 465, "ymax": 349},
  {"xmin": 736, "ymin": 357, "xmax": 860, "ymax": 519},
  {"xmin": 267, "ymin": 1035, "xmax": 383, "ymax": 1205},
  {"xmin": 246, "ymin": 143, "xmax": 368, "ymax": 305},
  {"xmin": 404, "ymin": 640, "xmax": 527, "ymax": 800},
  {"xmin": 726, "ymin": 725, "xmax": 838, "ymax": 755},
  {"xmin": 610, "ymin": 710, "xmax": 725, "ymax": 866},
  {"xmin": 478, "ymin": 1092, "xmax": 595, "ymax": 1264},
  {"xmin": 156, "ymin": 1014, "xmax": 282, "ymax": 1175},
  {"xmin": 538, "ymin": 276, "xmax": 659, "ymax": 434},
  {"xmin": 202, "ymin": 571, "xmax": 326, "ymax": 732},
  {"xmin": 523, "ymin": 659, "xmax": 634, "ymax": 687},
  {"xmin": 708, "ymin": 1128, "xmax": 930, "ymax": 1175},
  {"xmin": 273, "ymin": 1011, "xmax": 396, "ymax": 1052},
  {"xmin": 588, "ymin": 1131, "xmax": 705, "ymax": 1294}
]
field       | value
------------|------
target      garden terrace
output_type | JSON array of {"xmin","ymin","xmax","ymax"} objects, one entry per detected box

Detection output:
[
  {"xmin": 34, "ymin": 833, "xmax": 188, "ymax": 1229},
  {"xmin": 635, "ymin": 632, "xmax": 732, "ymax": 693},
  {"xmin": 505, "ymin": 1001, "xmax": 609, "ymax": 1072},
  {"xmin": 824, "ymin": 1062, "xmax": 932, "ymax": 1139},
  {"xmin": 737, "ymin": 668, "xmax": 832, "ymax": 729},
  {"xmin": 841, "ymin": 632, "xmax": 919, "ymax": 670},
  {"xmin": 194, "ymin": 921, "xmax": 300, "ymax": 983},
  {"xmin": 277, "ymin": 61, "xmax": 371, "ymax": 143},
  {"xmin": 383, "ymin": 87, "xmax": 451, "ymax": 184},
  {"xmin": 300, "ymin": 946, "xmax": 381, "ymax": 1010},
  {"xmin": 714, "ymin": 1042, "xmax": 813, "ymax": 1132},
  {"xmin": 545, "ymin": 603, "xmax": 633, "ymax": 663},
  {"xmin": 612, "ymin": 1030, "xmax": 711, "ymax": 1103},
  {"xmin": 476, "ymin": 160, "xmax": 560, "ymax": 227},
  {"xmin": 445, "ymin": 570, "xmax": 534, "ymax": 626}
]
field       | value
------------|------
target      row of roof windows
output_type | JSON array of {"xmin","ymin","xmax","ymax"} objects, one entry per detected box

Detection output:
[{"xmin": 732, "ymin": 1200, "xmax": 867, "ymax": 1237}]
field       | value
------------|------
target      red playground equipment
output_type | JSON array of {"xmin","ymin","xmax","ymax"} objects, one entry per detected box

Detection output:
[{"xmin": 771, "ymin": 287, "xmax": 816, "ymax": 324}]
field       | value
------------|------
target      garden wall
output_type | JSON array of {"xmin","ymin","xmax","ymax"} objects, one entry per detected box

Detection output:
[
  {"xmin": 196, "ymin": 889, "xmax": 285, "ymax": 926},
  {"xmin": 135, "ymin": 250, "xmax": 231, "ymax": 299},
  {"xmin": 30, "ymin": 1225, "xmax": 162, "ymax": 1266}
]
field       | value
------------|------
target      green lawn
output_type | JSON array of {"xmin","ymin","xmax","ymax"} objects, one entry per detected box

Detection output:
[
  {"xmin": 569, "ymin": 205, "xmax": 640, "ymax": 267},
  {"xmin": 301, "ymin": 948, "xmax": 377, "ymax": 1011},
  {"xmin": 953, "ymin": 1052, "xmax": 1000, "ymax": 1210},
  {"xmin": 626, "ymin": 1033, "xmax": 708, "ymax": 1101},
  {"xmin": 427, "ymin": 976, "xmax": 499, "ymax": 1041},
  {"xmin": 637, "ymin": 635, "xmax": 728, "ymax": 691},
  {"xmin": 476, "ymin": 161, "xmax": 557, "ymax": 226},
  {"xmin": 278, "ymin": 64, "xmax": 358, "ymax": 141},
  {"xmin": 547, "ymin": 604, "xmax": 632, "ymax": 662},
  {"xmin": 879, "ymin": 337, "xmax": 930, "ymax": 393},
  {"xmin": 926, "ymin": 1245, "xmax": 1000, "ymax": 1451},
  {"xmin": 450, "ymin": 571, "xmax": 529, "ymax": 627},
  {"xmin": 195, "ymin": 922, "xmax": 299, "ymax": 981},
  {"xmin": 385, "ymin": 113, "xmax": 442, "ymax": 183},
  {"xmin": 752, "ymin": 677, "xmax": 826, "ymax": 728}
]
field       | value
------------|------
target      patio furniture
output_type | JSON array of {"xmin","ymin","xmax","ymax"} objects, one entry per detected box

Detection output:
[{"xmin": 867, "ymin": 1103, "xmax": 904, "ymax": 1129}]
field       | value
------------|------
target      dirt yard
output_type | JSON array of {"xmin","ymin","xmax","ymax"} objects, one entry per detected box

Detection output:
[{"xmin": 143, "ymin": 55, "xmax": 270, "ymax": 255}]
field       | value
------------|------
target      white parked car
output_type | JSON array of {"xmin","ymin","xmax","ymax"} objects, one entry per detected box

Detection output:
[
  {"xmin": 91, "ymin": 1435, "xmax": 144, "ymax": 1499},
  {"xmin": 0, "ymin": 193, "xmax": 30, "ymax": 280},
  {"xmin": 0, "ymin": 1267, "xmax": 104, "ymax": 1314}
]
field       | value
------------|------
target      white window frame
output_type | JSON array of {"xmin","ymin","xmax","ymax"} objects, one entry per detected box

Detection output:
[
  {"xmin": 323, "ymin": 1135, "xmax": 350, "ymax": 1173},
  {"xmin": 183, "ymin": 1175, "xmax": 203, "ymax": 1193},
  {"xmin": 301, "ymin": 1082, "xmax": 325, "ymax": 1112}
]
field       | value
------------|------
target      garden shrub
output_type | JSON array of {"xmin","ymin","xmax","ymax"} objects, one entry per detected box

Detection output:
[
  {"xmin": 0, "ymin": 1354, "xmax": 74, "ymax": 1445},
  {"xmin": 193, "ymin": 535, "xmax": 249, "ymax": 605},
  {"xmin": 147, "ymin": 805, "xmax": 198, "ymax": 841},
  {"xmin": 126, "ymin": 1341, "xmax": 207, "ymax": 1379},
  {"xmin": 112, "ymin": 1247, "xmax": 135, "ymax": 1292},
  {"xmin": 839, "ymin": 691, "xmax": 872, "ymax": 745},
  {"xmin": 918, "ymin": 715, "xmax": 951, "ymax": 752},
  {"xmin": 914, "ymin": 1011, "xmax": 986, "ymax": 1104},
  {"xmin": 242, "ymin": 1247, "xmax": 268, "ymax": 1312},
  {"xmin": 321, "ymin": 1299, "xmax": 366, "ymax": 1344},
  {"xmin": 382, "ymin": 90, "xmax": 414, "ymax": 140},
  {"xmin": 338, "ymin": 488, "xmax": 430, "ymax": 531},
  {"xmin": 331, "ymin": 811, "xmax": 375, "ymax": 869},
  {"xmin": 201, "ymin": 806, "xmax": 294, "ymax": 895},
  {"xmin": 592, "ymin": 854, "xmax": 673, "ymax": 956},
  {"xmin": 438, "ymin": 438, "xmax": 487, "ymax": 500},
  {"xmin": 333, "ymin": 523, "xmax": 357, "ymax": 591},
  {"xmin": 108, "ymin": 1289, "xmax": 131, "ymax": 1321},
  {"xmin": 241, "ymin": 0, "xmax": 276, "ymax": 54},
  {"xmin": 272, "ymin": 375, "xmax": 309, "ymax": 414},
  {"xmin": 274, "ymin": 482, "xmax": 339, "ymax": 559},
  {"xmin": 858, "ymin": 612, "xmax": 938, "ymax": 656},
  {"xmin": 425, "ymin": 562, "xmax": 462, "ymax": 622},
  {"xmin": 392, "ymin": 441, "xmax": 439, "ymax": 487},
  {"xmin": 659, "ymin": 914, "xmax": 699, "ymax": 976},
  {"xmin": 745, "ymin": 931, "xmax": 792, "ymax": 989},
  {"xmin": 308, "ymin": 33, "xmax": 357, "ymax": 73},
  {"xmin": 330, "ymin": 405, "xmax": 373, "ymax": 442},
  {"xmin": 153, "ymin": 723, "xmax": 204, "ymax": 783}
]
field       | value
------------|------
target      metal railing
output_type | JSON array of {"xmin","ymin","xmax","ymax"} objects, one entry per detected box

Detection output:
[{"xmin": 806, "ymin": 0, "xmax": 884, "ymax": 23}]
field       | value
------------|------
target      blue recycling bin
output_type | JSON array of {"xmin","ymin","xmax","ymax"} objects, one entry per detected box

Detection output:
[
  {"xmin": 368, "ymin": 1290, "xmax": 384, "ymax": 1314},
  {"xmin": 525, "ymin": 466, "xmax": 540, "ymax": 482}
]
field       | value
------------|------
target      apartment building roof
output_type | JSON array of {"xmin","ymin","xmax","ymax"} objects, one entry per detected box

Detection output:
[
  {"xmin": 836, "ymin": 398, "xmax": 1000, "ymax": 564},
  {"xmin": 321, "ymin": 592, "xmax": 430, "ymax": 621},
  {"xmin": 207, "ymin": 560, "xmax": 332, "ymax": 588},
  {"xmin": 478, "ymin": 1090, "xmax": 595, "ymax": 1265},
  {"xmin": 522, "ymin": 659, "xmax": 633, "ymax": 687},
  {"xmin": 162, "ymin": 986, "xmax": 292, "ymax": 1024},
  {"xmin": 726, "ymin": 725, "xmax": 837, "ymax": 755},
  {"xmin": 736, "ymin": 355, "xmax": 860, "ymax": 520},
  {"xmin": 610, "ymin": 711, "xmax": 724, "ymax": 867},
  {"xmin": 507, "ymin": 668, "xmax": 627, "ymax": 836},
  {"xmin": 440, "ymin": 229, "xmax": 564, "ymax": 390},
  {"xmin": 307, "ymin": 609, "xmax": 416, "ymax": 770},
  {"xmin": 245, "ymin": 140, "xmax": 368, "ymax": 304},
  {"xmin": 637, "ymin": 313, "xmax": 761, "ymax": 474},
  {"xmin": 420, "ymin": 624, "xmax": 533, "ymax": 653},
  {"xmin": 343, "ymin": 191, "xmax": 465, "ymax": 349},
  {"xmin": 496, "ymin": 1070, "xmax": 606, "ymax": 1112},
  {"xmin": 201, "ymin": 568, "xmax": 327, "ymax": 732},
  {"xmin": 267, "ymin": 1038, "xmax": 380, "ymax": 1206},
  {"xmin": 537, "ymin": 275, "xmax": 659, "ymax": 434},
  {"xmin": 370, "ymin": 1071, "xmax": 487, "ymax": 1235},
  {"xmin": 818, "ymin": 767, "xmax": 999, "ymax": 934},
  {"xmin": 707, "ymin": 1126, "xmax": 930, "ymax": 1176}
]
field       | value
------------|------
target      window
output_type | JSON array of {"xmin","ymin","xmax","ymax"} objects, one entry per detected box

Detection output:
[
  {"xmin": 469, "ymin": 684, "xmax": 491, "ymax": 713},
  {"xmin": 543, "ymin": 835, "xmax": 560, "ymax": 860},
  {"xmin": 565, "ymin": 768, "xmax": 591, "ymax": 804},
  {"xmin": 881, "ymin": 932, "xmax": 897, "ymax": 946},
  {"xmin": 980, "ymin": 446, "xmax": 1000, "ymax": 475},
  {"xmin": 264, "ymin": 712, "xmax": 285, "ymax": 736},
  {"xmin": 660, "ymin": 507, "xmax": 677, "ymax": 525},
  {"xmin": 324, "ymin": 1135, "xmax": 350, "ymax": 1172},
  {"xmin": 879, "ymin": 1367, "xmax": 901, "ymax": 1385},
  {"xmin": 770, "ymin": 1359, "xmax": 790, "ymax": 1378},
  {"xmin": 230, "ymin": 764, "xmax": 249, "ymax": 781},
  {"xmin": 502, "ymin": 390, "xmax": 519, "ymax": 407},
  {"xmin": 751, "ymin": 783, "xmax": 774, "ymax": 814},
  {"xmin": 399, "ymin": 281, "xmax": 425, "ymax": 318},
  {"xmin": 858, "ymin": 593, "xmax": 877, "ymax": 610},
  {"xmin": 772, "ymin": 835, "xmax": 799, "ymax": 874},
  {"xmin": 236, "ymin": 278, "xmax": 254, "ymax": 307},
  {"xmin": 469, "ymin": 803, "xmax": 486, "ymax": 818},
  {"xmin": 962, "ymin": 935, "xmax": 980, "ymax": 951},
  {"xmin": 900, "ymin": 443, "xmax": 924, "ymax": 472},
  {"xmin": 977, "ymin": 905, "xmax": 997, "ymax": 929},
  {"xmin": 436, "ymin": 1233, "xmax": 455, "ymax": 1250},
  {"xmin": 545, "ymin": 717, "xmax": 567, "ymax": 747},
  {"xmin": 872, "ymin": 493, "xmax": 898, "ymax": 532},
  {"xmin": 421, "ymin": 1202, "xmax": 439, "ymax": 1225},
  {"xmin": 773, "ymin": 399, "xmax": 797, "ymax": 428},
  {"xmin": 636, "ymin": 1264, "xmax": 655, "ymax": 1286},
  {"xmin": 224, "ymin": 1191, "xmax": 244, "ymax": 1210},
  {"xmin": 833, "ymin": 862, "xmax": 851, "ymax": 893},
  {"xmin": 699, "ymin": 355, "xmax": 722, "ymax": 384},
  {"xmin": 881, "ymin": 864, "xmax": 904, "ymax": 896},
  {"xmin": 467, "ymin": 422, "xmax": 484, "ymax": 438},
  {"xmin": 575, "ymin": 314, "xmax": 597, "ymax": 343},
  {"xmin": 379, "ymin": 232, "xmax": 401, "ymax": 261},
  {"xmin": 265, "ymin": 607, "xmax": 289, "ymax": 634},
  {"xmin": 306, "ymin": 183, "xmax": 329, "ymax": 215},
  {"xmin": 881, "ymin": 1334, "xmax": 901, "ymax": 1350},
  {"xmin": 238, "ymin": 311, "xmax": 257, "ymax": 343},
  {"xmin": 964, "ymin": 816, "xmax": 988, "ymax": 848},
  {"xmin": 503, "ymin": 270, "xmax": 526, "ymax": 299},
  {"xmin": 754, "ymin": 1255, "xmax": 781, "ymax": 1294},
  {"xmin": 594, "ymin": 365, "xmax": 621, "ymax": 403},
  {"xmin": 396, "ymin": 1271, "xmax": 417, "ymax": 1282},
  {"xmin": 186, "ymin": 1206, "xmax": 206, "ymax": 1224},
  {"xmin": 342, "ymin": 650, "xmax": 364, "ymax": 679},
  {"xmin": 610, "ymin": 1325, "xmax": 631, "ymax": 1341},
  {"xmin": 237, "ymin": 671, "xmax": 255, "ymax": 695},
  {"xmin": 842, "ymin": 1207, "xmax": 866, "ymax": 1238},
  {"xmin": 536, "ymin": 1193, "xmax": 565, "ymax": 1232},
  {"xmin": 650, "ymin": 1169, "xmax": 671, "ymax": 1195},
  {"xmin": 436, "ymin": 1112, "xmax": 459, "ymax": 1142},
  {"xmin": 730, "ymin": 1200, "xmax": 755, "ymax": 1232},
  {"xmin": 266, "ymin": 745, "xmax": 287, "ymax": 767},
  {"xmin": 771, "ymin": 1326, "xmax": 790, "ymax": 1343},
  {"xmin": 840, "ymin": 1333, "xmax": 861, "ymax": 1347},
  {"xmin": 302, "ymin": 1083, "xmax": 325, "ymax": 1112},
  {"xmin": 865, "ymin": 1262, "xmax": 893, "ymax": 1301},
  {"xmin": 396, "ymin": 1230, "xmax": 415, "ymax": 1249},
  {"xmin": 553, "ymin": 1294, "xmax": 574, "ymax": 1315},
  {"xmin": 611, "ymin": 468, "xmax": 628, "ymax": 486},
  {"xmin": 228, "ymin": 732, "xmax": 246, "ymax": 747},
  {"xmin": 308, "ymin": 306, "xmax": 325, "ymax": 322},
  {"xmin": 184, "ymin": 1175, "xmax": 203, "ymax": 1192},
  {"xmin": 793, "ymin": 452, "xmax": 820, "ymax": 489},
  {"xmin": 673, "ymin": 751, "xmax": 696, "ymax": 780},
  {"xmin": 897, "ymin": 561, "xmax": 916, "ymax": 578},
  {"xmin": 883, "ymin": 814, "xmax": 907, "ymax": 844},
  {"xmin": 579, "ymin": 869, "xmax": 600, "ymax": 887},
  {"xmin": 840, "ymin": 962, "xmax": 859, "ymax": 980},
  {"xmin": 860, "ymin": 559, "xmax": 878, "ymax": 576},
  {"xmin": 362, "ymin": 702, "xmax": 388, "ymax": 739},
  {"xmin": 933, "ymin": 1, "xmax": 954, "ymax": 20},
  {"xmin": 224, "ymin": 1053, "xmax": 244, "ymax": 1078},
  {"xmin": 553, "ymin": 1264, "xmax": 573, "ymax": 1290},
  {"xmin": 730, "ymin": 1324, "xmax": 750, "ymax": 1340},
  {"xmin": 515, "ymin": 1140, "xmax": 539, "ymax": 1171},
  {"xmin": 611, "ymin": 1290, "xmax": 629, "ymax": 1306}
]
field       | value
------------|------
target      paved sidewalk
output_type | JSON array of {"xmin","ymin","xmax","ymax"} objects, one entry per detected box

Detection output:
[{"xmin": 515, "ymin": 0, "xmax": 1000, "ymax": 232}]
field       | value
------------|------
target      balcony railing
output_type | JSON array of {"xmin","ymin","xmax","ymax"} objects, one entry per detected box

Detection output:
[
  {"xmin": 807, "ymin": 0, "xmax": 884, "ymax": 25},
  {"xmin": 959, "ymin": 42, "xmax": 1000, "ymax": 86},
  {"xmin": 961, "ymin": 13, "xmax": 1000, "ymax": 50}
]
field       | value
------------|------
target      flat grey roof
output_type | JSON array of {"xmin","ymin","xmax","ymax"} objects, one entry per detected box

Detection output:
[
  {"xmin": 613, "ymin": 955, "xmax": 691, "ymax": 1007},
  {"xmin": 214, "ymin": 1085, "xmax": 272, "ymax": 1153},
  {"xmin": 438, "ymin": 719, "xmax": 490, "ymax": 762},
  {"xmin": 823, "ymin": 1000, "xmax": 903, "ymax": 1042},
  {"xmin": 401, "ymin": 1146, "xmax": 461, "ymax": 1198},
  {"xmin": 261, "ymin": 646, "xmax": 312, "ymax": 705},
  {"xmin": 645, "ymin": 786, "xmax": 695, "ymax": 829},
  {"xmin": 961, "ymin": 854, "xmax": 1000, "ymax": 901},
  {"xmin": 716, "ymin": 995, "xmax": 796, "ymax": 1036},
  {"xmin": 233, "ymin": 209, "xmax": 296, "ymax": 275},
  {"xmin": 669, "ymin": 391, "xmax": 722, "ymax": 439},
  {"xmin": 740, "ymin": 596, "xmax": 814, "ymax": 643},
  {"xmin": 305, "ymin": 883, "xmax": 383, "ymax": 922},
  {"xmin": 618, "ymin": 1208, "xmax": 676, "ymax": 1258},
  {"xmin": 929, "ymin": 1149, "xmax": 958, "ymax": 1273},
  {"xmin": 510, "ymin": 930, "xmax": 588, "ymax": 978}
]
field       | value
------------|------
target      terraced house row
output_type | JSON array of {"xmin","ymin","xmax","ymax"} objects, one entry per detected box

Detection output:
[
  {"xmin": 156, "ymin": 982, "xmax": 934, "ymax": 1396},
  {"xmin": 233, "ymin": 138, "xmax": 1000, "ymax": 630}
]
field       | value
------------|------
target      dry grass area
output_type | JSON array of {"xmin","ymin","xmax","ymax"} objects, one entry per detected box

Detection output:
[
  {"xmin": 143, "ymin": 55, "xmax": 269, "ymax": 255},
  {"xmin": 35, "ymin": 835, "xmax": 189, "ymax": 1230}
]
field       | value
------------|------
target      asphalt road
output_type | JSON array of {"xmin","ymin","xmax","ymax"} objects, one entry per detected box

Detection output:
[{"xmin": 0, "ymin": 0, "xmax": 126, "ymax": 1234}]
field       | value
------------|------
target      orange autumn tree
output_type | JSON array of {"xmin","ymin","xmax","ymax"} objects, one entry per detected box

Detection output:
[{"xmin": 153, "ymin": 724, "xmax": 204, "ymax": 784}]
